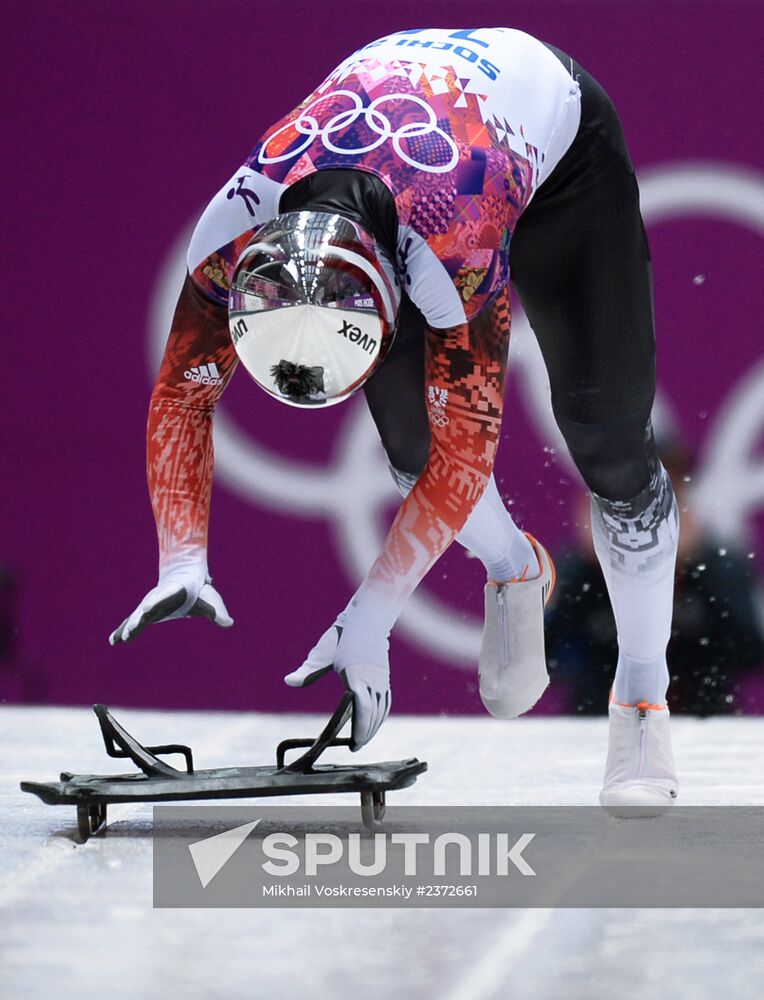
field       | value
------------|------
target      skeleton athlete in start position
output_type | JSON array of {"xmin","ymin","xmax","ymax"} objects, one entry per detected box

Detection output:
[{"xmin": 110, "ymin": 27, "xmax": 680, "ymax": 808}]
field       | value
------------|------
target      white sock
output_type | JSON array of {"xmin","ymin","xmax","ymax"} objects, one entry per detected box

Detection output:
[
  {"xmin": 615, "ymin": 654, "xmax": 670, "ymax": 707},
  {"xmin": 390, "ymin": 468, "xmax": 537, "ymax": 581},
  {"xmin": 590, "ymin": 464, "xmax": 679, "ymax": 707}
]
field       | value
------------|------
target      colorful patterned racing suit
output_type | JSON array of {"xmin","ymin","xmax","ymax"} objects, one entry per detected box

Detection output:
[{"xmin": 148, "ymin": 27, "xmax": 581, "ymax": 651}]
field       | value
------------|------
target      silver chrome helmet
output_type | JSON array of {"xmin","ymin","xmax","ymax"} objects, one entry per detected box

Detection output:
[{"xmin": 228, "ymin": 211, "xmax": 399, "ymax": 407}]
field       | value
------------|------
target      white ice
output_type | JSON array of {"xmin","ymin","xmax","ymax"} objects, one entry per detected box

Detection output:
[{"xmin": 2, "ymin": 705, "xmax": 764, "ymax": 999}]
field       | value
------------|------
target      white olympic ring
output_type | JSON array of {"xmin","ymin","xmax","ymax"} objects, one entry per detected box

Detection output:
[
  {"xmin": 429, "ymin": 411, "xmax": 450, "ymax": 428},
  {"xmin": 150, "ymin": 161, "xmax": 764, "ymax": 668},
  {"xmin": 257, "ymin": 90, "xmax": 460, "ymax": 175}
]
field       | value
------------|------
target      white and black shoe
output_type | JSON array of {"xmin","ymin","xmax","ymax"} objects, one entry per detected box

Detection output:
[
  {"xmin": 478, "ymin": 533, "xmax": 555, "ymax": 719},
  {"xmin": 599, "ymin": 698, "xmax": 679, "ymax": 811}
]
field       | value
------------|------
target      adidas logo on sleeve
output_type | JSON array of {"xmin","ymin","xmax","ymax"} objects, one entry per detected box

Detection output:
[{"xmin": 184, "ymin": 363, "xmax": 223, "ymax": 386}]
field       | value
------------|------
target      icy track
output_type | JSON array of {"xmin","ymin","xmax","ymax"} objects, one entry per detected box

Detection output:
[{"xmin": 2, "ymin": 705, "xmax": 764, "ymax": 1000}]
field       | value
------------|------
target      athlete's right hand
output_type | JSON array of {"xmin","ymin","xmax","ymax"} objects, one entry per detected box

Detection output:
[
  {"xmin": 284, "ymin": 620, "xmax": 391, "ymax": 751},
  {"xmin": 109, "ymin": 567, "xmax": 233, "ymax": 645}
]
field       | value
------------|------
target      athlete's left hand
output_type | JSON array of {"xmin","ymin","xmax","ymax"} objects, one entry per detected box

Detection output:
[{"xmin": 284, "ymin": 623, "xmax": 391, "ymax": 750}]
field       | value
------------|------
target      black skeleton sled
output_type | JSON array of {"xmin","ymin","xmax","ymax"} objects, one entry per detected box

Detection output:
[{"xmin": 20, "ymin": 694, "xmax": 427, "ymax": 841}]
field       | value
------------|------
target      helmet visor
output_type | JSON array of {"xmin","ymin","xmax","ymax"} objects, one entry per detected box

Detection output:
[{"xmin": 229, "ymin": 212, "xmax": 397, "ymax": 407}]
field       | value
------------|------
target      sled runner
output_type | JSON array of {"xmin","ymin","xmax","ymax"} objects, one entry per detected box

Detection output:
[{"xmin": 20, "ymin": 694, "xmax": 426, "ymax": 841}]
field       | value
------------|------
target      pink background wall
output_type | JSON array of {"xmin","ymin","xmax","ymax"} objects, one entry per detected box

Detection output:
[{"xmin": 4, "ymin": 1, "xmax": 763, "ymax": 714}]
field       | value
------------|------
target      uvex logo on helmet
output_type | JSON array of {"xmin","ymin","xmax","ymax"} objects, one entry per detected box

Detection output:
[{"xmin": 337, "ymin": 319, "xmax": 377, "ymax": 355}]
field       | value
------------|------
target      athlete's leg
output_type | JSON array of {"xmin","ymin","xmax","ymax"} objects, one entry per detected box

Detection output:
[
  {"xmin": 510, "ymin": 49, "xmax": 679, "ymax": 711},
  {"xmin": 362, "ymin": 293, "xmax": 536, "ymax": 581}
]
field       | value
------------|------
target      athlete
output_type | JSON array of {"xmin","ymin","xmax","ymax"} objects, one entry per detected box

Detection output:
[{"xmin": 109, "ymin": 28, "xmax": 679, "ymax": 807}]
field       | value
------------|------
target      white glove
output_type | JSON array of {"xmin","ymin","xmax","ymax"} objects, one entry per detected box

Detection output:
[
  {"xmin": 109, "ymin": 564, "xmax": 233, "ymax": 645},
  {"xmin": 284, "ymin": 623, "xmax": 391, "ymax": 751}
]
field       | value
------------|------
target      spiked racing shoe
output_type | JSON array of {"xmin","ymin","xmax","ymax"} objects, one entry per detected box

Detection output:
[
  {"xmin": 478, "ymin": 533, "xmax": 555, "ymax": 719},
  {"xmin": 599, "ymin": 699, "xmax": 679, "ymax": 811}
]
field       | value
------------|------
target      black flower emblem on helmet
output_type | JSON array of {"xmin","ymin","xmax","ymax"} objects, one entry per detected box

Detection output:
[{"xmin": 270, "ymin": 360, "xmax": 326, "ymax": 403}]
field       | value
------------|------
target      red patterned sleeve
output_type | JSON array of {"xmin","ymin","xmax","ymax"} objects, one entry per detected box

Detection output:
[
  {"xmin": 343, "ymin": 288, "xmax": 511, "ymax": 639},
  {"xmin": 147, "ymin": 275, "xmax": 238, "ymax": 576}
]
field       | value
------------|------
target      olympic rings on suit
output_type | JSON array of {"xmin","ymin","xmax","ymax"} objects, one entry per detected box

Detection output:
[{"xmin": 257, "ymin": 90, "xmax": 460, "ymax": 174}]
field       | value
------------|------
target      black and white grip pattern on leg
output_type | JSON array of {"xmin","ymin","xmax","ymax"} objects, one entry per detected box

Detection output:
[{"xmin": 591, "ymin": 464, "xmax": 679, "ymax": 573}]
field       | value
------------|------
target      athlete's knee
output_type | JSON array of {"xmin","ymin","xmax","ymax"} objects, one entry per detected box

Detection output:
[
  {"xmin": 557, "ymin": 412, "xmax": 659, "ymax": 501},
  {"xmin": 388, "ymin": 465, "xmax": 418, "ymax": 497},
  {"xmin": 382, "ymin": 434, "xmax": 430, "ymax": 480}
]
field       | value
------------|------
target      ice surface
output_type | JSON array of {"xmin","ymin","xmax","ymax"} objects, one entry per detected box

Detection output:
[{"xmin": 2, "ymin": 705, "xmax": 764, "ymax": 999}]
